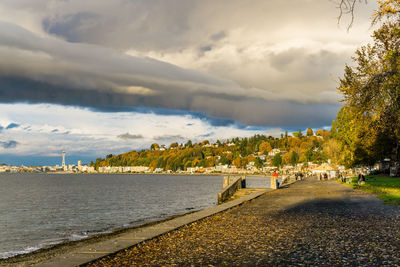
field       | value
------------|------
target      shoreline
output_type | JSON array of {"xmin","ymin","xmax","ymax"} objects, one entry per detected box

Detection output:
[
  {"xmin": 3, "ymin": 172, "xmax": 272, "ymax": 176},
  {"xmin": 0, "ymin": 174, "xmax": 273, "ymax": 265},
  {"xmin": 0, "ymin": 189, "xmax": 272, "ymax": 266},
  {"xmin": 0, "ymin": 211, "xmax": 198, "ymax": 266}
]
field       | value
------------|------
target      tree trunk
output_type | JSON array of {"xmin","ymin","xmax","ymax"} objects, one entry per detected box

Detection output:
[{"xmin": 390, "ymin": 142, "xmax": 400, "ymax": 177}]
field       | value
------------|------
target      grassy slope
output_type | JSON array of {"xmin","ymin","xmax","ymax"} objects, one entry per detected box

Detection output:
[{"xmin": 341, "ymin": 175, "xmax": 400, "ymax": 205}]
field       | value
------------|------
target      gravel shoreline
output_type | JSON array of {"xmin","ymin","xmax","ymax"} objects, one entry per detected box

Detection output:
[
  {"xmin": 0, "ymin": 213, "xmax": 194, "ymax": 267},
  {"xmin": 87, "ymin": 178, "xmax": 400, "ymax": 266}
]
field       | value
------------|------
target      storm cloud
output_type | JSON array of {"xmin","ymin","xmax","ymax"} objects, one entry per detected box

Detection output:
[{"xmin": 0, "ymin": 0, "xmax": 376, "ymax": 127}]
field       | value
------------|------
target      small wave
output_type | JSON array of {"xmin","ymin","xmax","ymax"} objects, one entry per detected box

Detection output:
[
  {"xmin": 0, "ymin": 246, "xmax": 42, "ymax": 259},
  {"xmin": 71, "ymin": 233, "xmax": 89, "ymax": 241}
]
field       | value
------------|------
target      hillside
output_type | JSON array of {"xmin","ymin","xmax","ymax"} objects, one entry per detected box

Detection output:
[{"xmin": 92, "ymin": 129, "xmax": 331, "ymax": 172}]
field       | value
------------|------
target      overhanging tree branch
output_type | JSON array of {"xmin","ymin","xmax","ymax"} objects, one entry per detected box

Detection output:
[{"xmin": 335, "ymin": 0, "xmax": 368, "ymax": 30}]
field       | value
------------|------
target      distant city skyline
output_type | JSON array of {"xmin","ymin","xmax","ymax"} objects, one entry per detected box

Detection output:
[{"xmin": 0, "ymin": 0, "xmax": 378, "ymax": 165}]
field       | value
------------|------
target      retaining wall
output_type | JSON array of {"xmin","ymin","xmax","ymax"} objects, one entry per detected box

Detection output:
[{"xmin": 217, "ymin": 176, "xmax": 246, "ymax": 204}]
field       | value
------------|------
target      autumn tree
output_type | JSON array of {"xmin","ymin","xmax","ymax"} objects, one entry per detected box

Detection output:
[
  {"xmin": 306, "ymin": 128, "xmax": 314, "ymax": 136},
  {"xmin": 169, "ymin": 142, "xmax": 179, "ymax": 149},
  {"xmin": 316, "ymin": 129, "xmax": 331, "ymax": 139},
  {"xmin": 259, "ymin": 141, "xmax": 272, "ymax": 154},
  {"xmin": 338, "ymin": 4, "xmax": 400, "ymax": 170},
  {"xmin": 150, "ymin": 143, "xmax": 159, "ymax": 150},
  {"xmin": 323, "ymin": 138, "xmax": 343, "ymax": 165},
  {"xmin": 372, "ymin": 0, "xmax": 400, "ymax": 23},
  {"xmin": 292, "ymin": 130, "xmax": 303, "ymax": 138},
  {"xmin": 232, "ymin": 158, "xmax": 241, "ymax": 168},
  {"xmin": 201, "ymin": 140, "xmax": 210, "ymax": 146}
]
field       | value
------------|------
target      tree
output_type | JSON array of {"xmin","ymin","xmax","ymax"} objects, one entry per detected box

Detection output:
[
  {"xmin": 323, "ymin": 138, "xmax": 343, "ymax": 165},
  {"xmin": 372, "ymin": 0, "xmax": 400, "ymax": 23},
  {"xmin": 336, "ymin": 0, "xmax": 367, "ymax": 30},
  {"xmin": 290, "ymin": 151, "xmax": 299, "ymax": 165},
  {"xmin": 239, "ymin": 138, "xmax": 249, "ymax": 156},
  {"xmin": 185, "ymin": 140, "xmax": 193, "ymax": 148},
  {"xmin": 169, "ymin": 142, "xmax": 178, "ymax": 149},
  {"xmin": 316, "ymin": 129, "xmax": 331, "ymax": 139},
  {"xmin": 149, "ymin": 159, "xmax": 158, "ymax": 170},
  {"xmin": 232, "ymin": 158, "xmax": 242, "ymax": 168},
  {"xmin": 219, "ymin": 155, "xmax": 231, "ymax": 165},
  {"xmin": 272, "ymin": 153, "xmax": 282, "ymax": 167},
  {"xmin": 306, "ymin": 128, "xmax": 314, "ymax": 136},
  {"xmin": 201, "ymin": 140, "xmax": 210, "ymax": 146},
  {"xmin": 338, "ymin": 12, "xmax": 400, "ymax": 169},
  {"xmin": 259, "ymin": 141, "xmax": 272, "ymax": 154},
  {"xmin": 292, "ymin": 130, "xmax": 303, "ymax": 138},
  {"xmin": 150, "ymin": 143, "xmax": 159, "ymax": 150},
  {"xmin": 255, "ymin": 157, "xmax": 264, "ymax": 169}
]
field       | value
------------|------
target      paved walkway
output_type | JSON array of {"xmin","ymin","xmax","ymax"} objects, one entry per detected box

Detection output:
[{"xmin": 87, "ymin": 177, "xmax": 400, "ymax": 266}]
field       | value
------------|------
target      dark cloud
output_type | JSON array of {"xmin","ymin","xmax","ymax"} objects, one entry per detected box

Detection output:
[
  {"xmin": 118, "ymin": 133, "xmax": 144, "ymax": 140},
  {"xmin": 0, "ymin": 0, "xmax": 375, "ymax": 128},
  {"xmin": 200, "ymin": 132, "xmax": 214, "ymax": 138},
  {"xmin": 6, "ymin": 123, "xmax": 19, "ymax": 129},
  {"xmin": 210, "ymin": 31, "xmax": 226, "ymax": 41},
  {"xmin": 42, "ymin": 12, "xmax": 100, "ymax": 43},
  {"xmin": 200, "ymin": 45, "xmax": 212, "ymax": 52},
  {"xmin": 41, "ymin": 1, "xmax": 196, "ymax": 51},
  {"xmin": 154, "ymin": 135, "xmax": 185, "ymax": 141},
  {"xmin": 0, "ymin": 140, "xmax": 18, "ymax": 149},
  {"xmin": 0, "ymin": 76, "xmax": 338, "ymax": 128}
]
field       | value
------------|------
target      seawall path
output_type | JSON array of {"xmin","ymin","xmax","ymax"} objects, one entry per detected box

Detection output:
[{"xmin": 88, "ymin": 177, "xmax": 400, "ymax": 266}]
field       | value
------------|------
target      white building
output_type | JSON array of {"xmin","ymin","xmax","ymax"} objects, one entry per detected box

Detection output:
[{"xmin": 268, "ymin": 149, "xmax": 281, "ymax": 157}]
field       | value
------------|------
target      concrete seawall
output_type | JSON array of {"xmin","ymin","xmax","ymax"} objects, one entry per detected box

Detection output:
[{"xmin": 217, "ymin": 176, "xmax": 246, "ymax": 204}]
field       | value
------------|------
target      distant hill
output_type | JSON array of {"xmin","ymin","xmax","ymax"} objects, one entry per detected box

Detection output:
[{"xmin": 92, "ymin": 129, "xmax": 331, "ymax": 171}]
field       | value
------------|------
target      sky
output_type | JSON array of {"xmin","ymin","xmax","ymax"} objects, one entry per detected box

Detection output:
[{"xmin": 0, "ymin": 0, "xmax": 378, "ymax": 166}]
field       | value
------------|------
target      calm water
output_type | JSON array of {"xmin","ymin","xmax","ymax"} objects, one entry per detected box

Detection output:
[{"xmin": 0, "ymin": 173, "xmax": 271, "ymax": 259}]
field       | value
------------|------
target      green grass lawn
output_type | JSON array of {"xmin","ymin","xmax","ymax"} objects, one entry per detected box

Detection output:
[{"xmin": 341, "ymin": 175, "xmax": 400, "ymax": 205}]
